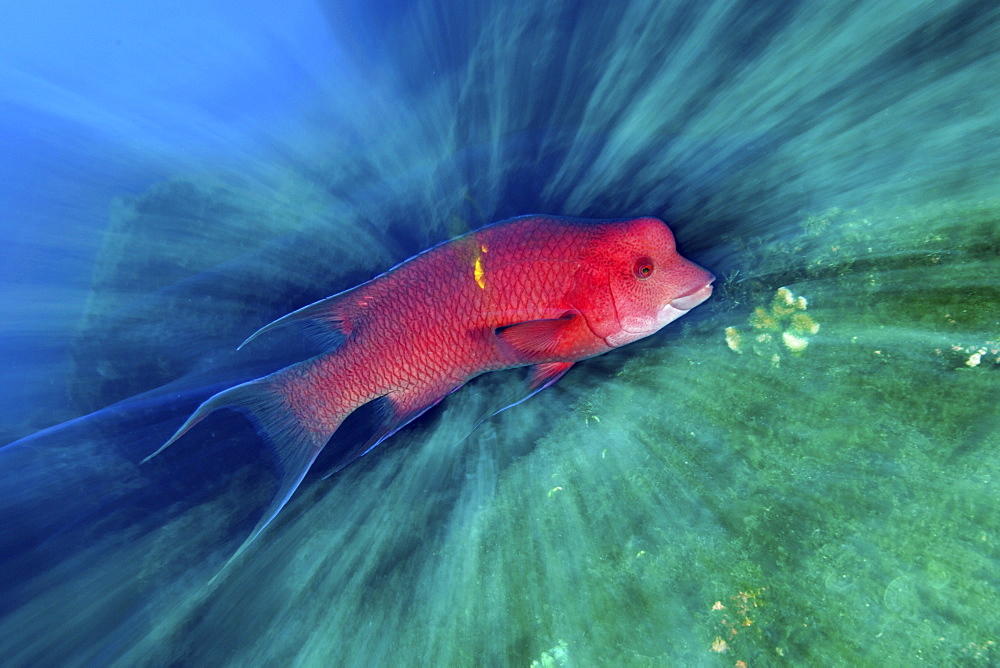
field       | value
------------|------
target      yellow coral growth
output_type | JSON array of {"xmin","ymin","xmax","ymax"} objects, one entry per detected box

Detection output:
[
  {"xmin": 782, "ymin": 331, "xmax": 809, "ymax": 353},
  {"xmin": 750, "ymin": 307, "xmax": 779, "ymax": 331},
  {"xmin": 771, "ymin": 287, "xmax": 797, "ymax": 317},
  {"xmin": 725, "ymin": 327, "xmax": 743, "ymax": 353},
  {"xmin": 790, "ymin": 312, "xmax": 820, "ymax": 335},
  {"xmin": 725, "ymin": 287, "xmax": 819, "ymax": 361}
]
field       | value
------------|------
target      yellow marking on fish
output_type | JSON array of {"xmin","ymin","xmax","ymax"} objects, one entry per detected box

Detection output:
[{"xmin": 473, "ymin": 248, "xmax": 487, "ymax": 290}]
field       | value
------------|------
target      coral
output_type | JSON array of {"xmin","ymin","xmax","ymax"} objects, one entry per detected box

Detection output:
[{"xmin": 724, "ymin": 287, "xmax": 819, "ymax": 363}]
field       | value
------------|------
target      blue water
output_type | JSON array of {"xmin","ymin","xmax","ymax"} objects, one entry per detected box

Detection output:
[{"xmin": 1, "ymin": 0, "xmax": 998, "ymax": 665}]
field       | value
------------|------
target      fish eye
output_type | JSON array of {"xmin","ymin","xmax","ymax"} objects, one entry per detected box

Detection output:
[{"xmin": 633, "ymin": 257, "xmax": 654, "ymax": 279}]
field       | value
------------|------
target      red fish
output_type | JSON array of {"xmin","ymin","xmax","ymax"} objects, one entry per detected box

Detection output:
[{"xmin": 145, "ymin": 215, "xmax": 713, "ymax": 550}]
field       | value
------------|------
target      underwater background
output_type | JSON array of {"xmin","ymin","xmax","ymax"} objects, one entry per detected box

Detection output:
[{"xmin": 1, "ymin": 0, "xmax": 998, "ymax": 665}]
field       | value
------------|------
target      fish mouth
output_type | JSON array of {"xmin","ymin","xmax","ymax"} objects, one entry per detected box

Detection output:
[
  {"xmin": 604, "ymin": 274, "xmax": 715, "ymax": 346},
  {"xmin": 669, "ymin": 280, "xmax": 714, "ymax": 311}
]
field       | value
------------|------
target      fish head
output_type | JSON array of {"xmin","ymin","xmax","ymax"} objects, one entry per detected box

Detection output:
[{"xmin": 571, "ymin": 217, "xmax": 714, "ymax": 348}]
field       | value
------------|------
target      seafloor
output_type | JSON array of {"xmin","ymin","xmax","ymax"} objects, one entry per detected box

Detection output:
[
  {"xmin": 4, "ymin": 196, "xmax": 996, "ymax": 666},
  {"xmin": 1, "ymin": 0, "xmax": 998, "ymax": 665}
]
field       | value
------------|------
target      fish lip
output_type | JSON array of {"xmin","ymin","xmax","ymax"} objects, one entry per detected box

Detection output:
[{"xmin": 669, "ymin": 280, "xmax": 714, "ymax": 311}]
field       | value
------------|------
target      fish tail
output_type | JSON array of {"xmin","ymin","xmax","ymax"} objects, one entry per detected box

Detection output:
[{"xmin": 145, "ymin": 369, "xmax": 338, "ymax": 560}]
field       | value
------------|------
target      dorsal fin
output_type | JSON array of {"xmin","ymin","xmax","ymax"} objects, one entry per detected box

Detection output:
[{"xmin": 238, "ymin": 290, "xmax": 355, "ymax": 351}]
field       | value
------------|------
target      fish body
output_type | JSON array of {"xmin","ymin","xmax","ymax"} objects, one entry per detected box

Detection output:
[{"xmin": 147, "ymin": 215, "xmax": 713, "ymax": 551}]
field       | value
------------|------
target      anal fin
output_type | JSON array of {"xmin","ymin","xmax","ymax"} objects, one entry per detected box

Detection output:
[{"xmin": 316, "ymin": 389, "xmax": 452, "ymax": 479}]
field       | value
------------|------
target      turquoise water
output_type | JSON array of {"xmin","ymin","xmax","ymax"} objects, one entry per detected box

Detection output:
[{"xmin": 1, "ymin": 1, "xmax": 998, "ymax": 665}]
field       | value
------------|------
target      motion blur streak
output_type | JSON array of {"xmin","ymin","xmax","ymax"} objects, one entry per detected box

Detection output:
[{"xmin": 0, "ymin": 0, "xmax": 997, "ymax": 665}]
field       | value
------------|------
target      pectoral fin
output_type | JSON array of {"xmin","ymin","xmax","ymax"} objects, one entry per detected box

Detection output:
[{"xmin": 495, "ymin": 313, "xmax": 577, "ymax": 360}]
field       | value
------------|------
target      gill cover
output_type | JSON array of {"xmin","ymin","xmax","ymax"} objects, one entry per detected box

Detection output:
[{"xmin": 608, "ymin": 218, "xmax": 685, "ymax": 336}]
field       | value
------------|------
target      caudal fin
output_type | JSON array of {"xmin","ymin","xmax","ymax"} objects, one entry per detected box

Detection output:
[{"xmin": 145, "ymin": 374, "xmax": 335, "ymax": 561}]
